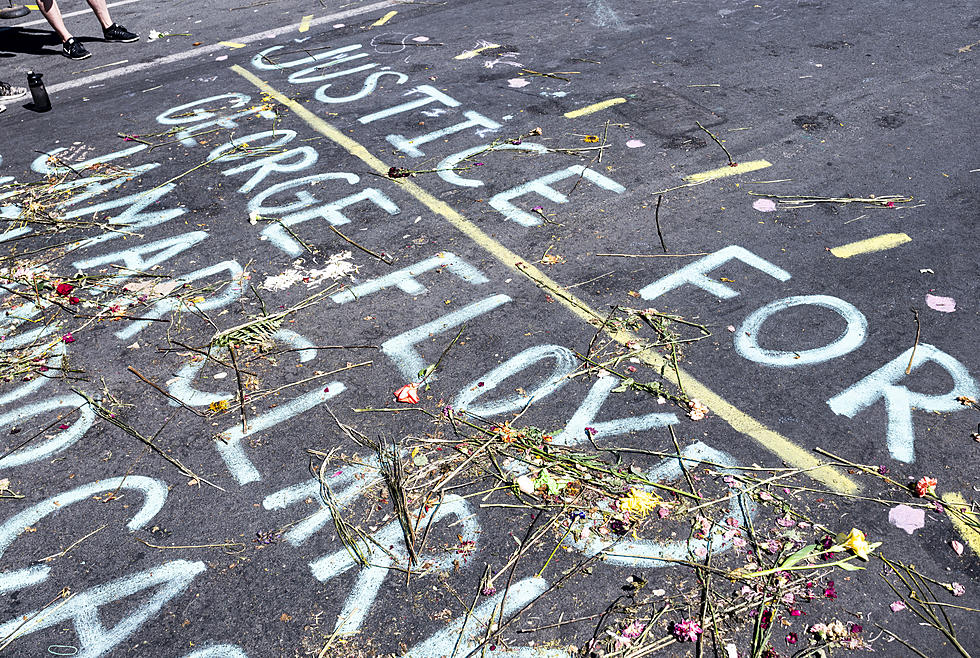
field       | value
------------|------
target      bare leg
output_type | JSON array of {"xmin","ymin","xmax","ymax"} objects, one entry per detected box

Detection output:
[
  {"xmin": 36, "ymin": 0, "xmax": 73, "ymax": 43},
  {"xmin": 85, "ymin": 0, "xmax": 114, "ymax": 29}
]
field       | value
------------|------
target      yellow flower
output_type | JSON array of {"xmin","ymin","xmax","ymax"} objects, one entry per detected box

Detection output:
[
  {"xmin": 209, "ymin": 399, "xmax": 230, "ymax": 413},
  {"xmin": 618, "ymin": 488, "xmax": 660, "ymax": 518},
  {"xmin": 842, "ymin": 528, "xmax": 872, "ymax": 560},
  {"xmin": 583, "ymin": 135, "xmax": 599, "ymax": 143}
]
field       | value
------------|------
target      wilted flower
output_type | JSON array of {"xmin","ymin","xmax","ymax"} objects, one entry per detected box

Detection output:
[
  {"xmin": 622, "ymin": 620, "xmax": 645, "ymax": 639},
  {"xmin": 55, "ymin": 282, "xmax": 74, "ymax": 296},
  {"xmin": 618, "ymin": 488, "xmax": 659, "ymax": 518},
  {"xmin": 673, "ymin": 618, "xmax": 702, "ymax": 642},
  {"xmin": 387, "ymin": 166, "xmax": 413, "ymax": 179},
  {"xmin": 393, "ymin": 382, "xmax": 420, "ymax": 404},
  {"xmin": 61, "ymin": 333, "xmax": 75, "ymax": 344},
  {"xmin": 583, "ymin": 135, "xmax": 599, "ymax": 143},
  {"xmin": 914, "ymin": 476, "xmax": 937, "ymax": 497},
  {"xmin": 687, "ymin": 398, "xmax": 709, "ymax": 420},
  {"xmin": 890, "ymin": 600, "xmax": 907, "ymax": 612},
  {"xmin": 840, "ymin": 528, "xmax": 873, "ymax": 560},
  {"xmin": 949, "ymin": 582, "xmax": 965, "ymax": 597}
]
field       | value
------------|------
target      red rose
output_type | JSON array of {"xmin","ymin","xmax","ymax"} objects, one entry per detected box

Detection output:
[{"xmin": 56, "ymin": 283, "xmax": 74, "ymax": 296}]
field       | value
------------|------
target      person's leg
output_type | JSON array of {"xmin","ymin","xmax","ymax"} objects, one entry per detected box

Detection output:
[
  {"xmin": 85, "ymin": 0, "xmax": 113, "ymax": 29},
  {"xmin": 36, "ymin": 0, "xmax": 73, "ymax": 42}
]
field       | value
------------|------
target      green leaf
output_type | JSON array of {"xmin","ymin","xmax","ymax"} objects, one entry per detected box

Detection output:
[
  {"xmin": 611, "ymin": 378, "xmax": 635, "ymax": 393},
  {"xmin": 837, "ymin": 560, "xmax": 865, "ymax": 572},
  {"xmin": 779, "ymin": 544, "xmax": 817, "ymax": 569},
  {"xmin": 534, "ymin": 468, "xmax": 561, "ymax": 495},
  {"xmin": 418, "ymin": 364, "xmax": 436, "ymax": 380}
]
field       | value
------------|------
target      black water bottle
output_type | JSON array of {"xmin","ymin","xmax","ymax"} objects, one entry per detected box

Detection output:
[{"xmin": 27, "ymin": 71, "xmax": 51, "ymax": 112}]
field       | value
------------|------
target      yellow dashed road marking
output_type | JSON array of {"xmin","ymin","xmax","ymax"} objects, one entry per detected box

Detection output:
[
  {"xmin": 563, "ymin": 97, "xmax": 626, "ymax": 118},
  {"xmin": 830, "ymin": 232, "xmax": 912, "ymax": 259}
]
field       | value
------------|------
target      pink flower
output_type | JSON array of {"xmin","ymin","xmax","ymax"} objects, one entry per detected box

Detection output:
[
  {"xmin": 950, "ymin": 582, "xmax": 965, "ymax": 597},
  {"xmin": 890, "ymin": 600, "xmax": 907, "ymax": 612},
  {"xmin": 786, "ymin": 632, "xmax": 798, "ymax": 645},
  {"xmin": 393, "ymin": 382, "xmax": 420, "ymax": 404},
  {"xmin": 61, "ymin": 333, "xmax": 75, "ymax": 344},
  {"xmin": 673, "ymin": 618, "xmax": 702, "ymax": 642}
]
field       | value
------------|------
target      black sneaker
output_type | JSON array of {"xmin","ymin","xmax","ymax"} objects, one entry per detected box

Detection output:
[
  {"xmin": 103, "ymin": 23, "xmax": 139, "ymax": 43},
  {"xmin": 0, "ymin": 81, "xmax": 28, "ymax": 103},
  {"xmin": 63, "ymin": 37, "xmax": 92, "ymax": 60}
]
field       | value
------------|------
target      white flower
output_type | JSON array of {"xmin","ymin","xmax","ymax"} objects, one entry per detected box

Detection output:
[{"xmin": 147, "ymin": 29, "xmax": 162, "ymax": 41}]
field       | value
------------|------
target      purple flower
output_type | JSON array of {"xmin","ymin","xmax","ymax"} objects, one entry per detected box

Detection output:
[{"xmin": 824, "ymin": 580, "xmax": 837, "ymax": 600}]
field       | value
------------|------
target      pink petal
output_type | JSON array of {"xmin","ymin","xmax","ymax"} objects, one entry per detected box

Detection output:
[
  {"xmin": 925, "ymin": 294, "xmax": 956, "ymax": 313},
  {"xmin": 951, "ymin": 540, "xmax": 964, "ymax": 556},
  {"xmin": 890, "ymin": 601, "xmax": 907, "ymax": 612}
]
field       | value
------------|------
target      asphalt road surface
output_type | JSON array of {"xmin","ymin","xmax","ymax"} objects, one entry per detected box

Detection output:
[{"xmin": 0, "ymin": 1, "xmax": 978, "ymax": 657}]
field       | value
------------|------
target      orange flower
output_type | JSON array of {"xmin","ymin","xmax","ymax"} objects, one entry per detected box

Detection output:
[
  {"xmin": 914, "ymin": 477, "xmax": 937, "ymax": 497},
  {"xmin": 394, "ymin": 383, "xmax": 420, "ymax": 404}
]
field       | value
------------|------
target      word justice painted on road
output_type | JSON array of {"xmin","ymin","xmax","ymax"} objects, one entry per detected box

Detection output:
[{"xmin": 0, "ymin": 31, "xmax": 976, "ymax": 657}]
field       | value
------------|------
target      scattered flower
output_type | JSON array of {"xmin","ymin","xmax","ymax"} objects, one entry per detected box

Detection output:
[
  {"xmin": 657, "ymin": 505, "xmax": 671, "ymax": 519},
  {"xmin": 672, "ymin": 618, "xmax": 702, "ymax": 643},
  {"xmin": 840, "ymin": 527, "xmax": 873, "ymax": 560},
  {"xmin": 61, "ymin": 332, "xmax": 75, "ymax": 344},
  {"xmin": 393, "ymin": 382, "xmax": 420, "ymax": 404},
  {"xmin": 889, "ymin": 600, "xmax": 906, "ymax": 612},
  {"xmin": 809, "ymin": 620, "xmax": 847, "ymax": 641},
  {"xmin": 55, "ymin": 283, "xmax": 74, "ymax": 296},
  {"xmin": 68, "ymin": 296, "xmax": 80, "ymax": 305},
  {"xmin": 387, "ymin": 166, "xmax": 412, "ymax": 178},
  {"xmin": 618, "ymin": 488, "xmax": 659, "ymax": 518},
  {"xmin": 949, "ymin": 582, "xmax": 965, "ymax": 597},
  {"xmin": 622, "ymin": 621, "xmax": 645, "ymax": 639},
  {"xmin": 951, "ymin": 540, "xmax": 964, "ymax": 555},
  {"xmin": 687, "ymin": 398, "xmax": 709, "ymax": 421},
  {"xmin": 539, "ymin": 253, "xmax": 566, "ymax": 265},
  {"xmin": 824, "ymin": 580, "xmax": 837, "ymax": 600},
  {"xmin": 914, "ymin": 476, "xmax": 937, "ymax": 497},
  {"xmin": 583, "ymin": 135, "xmax": 599, "ymax": 143},
  {"xmin": 785, "ymin": 633, "xmax": 798, "ymax": 645},
  {"xmin": 147, "ymin": 29, "xmax": 162, "ymax": 41},
  {"xmin": 849, "ymin": 624, "xmax": 863, "ymax": 634},
  {"xmin": 209, "ymin": 400, "xmax": 230, "ymax": 413}
]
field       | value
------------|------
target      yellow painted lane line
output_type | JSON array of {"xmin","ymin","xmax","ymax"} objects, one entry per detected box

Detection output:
[
  {"xmin": 372, "ymin": 10, "xmax": 397, "ymax": 26},
  {"xmin": 830, "ymin": 232, "xmax": 911, "ymax": 259},
  {"xmin": 231, "ymin": 65, "xmax": 859, "ymax": 494},
  {"xmin": 683, "ymin": 160, "xmax": 772, "ymax": 183},
  {"xmin": 563, "ymin": 97, "xmax": 626, "ymax": 118},
  {"xmin": 219, "ymin": 41, "xmax": 247, "ymax": 49},
  {"xmin": 298, "ymin": 15, "xmax": 313, "ymax": 32},
  {"xmin": 941, "ymin": 493, "xmax": 980, "ymax": 557}
]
